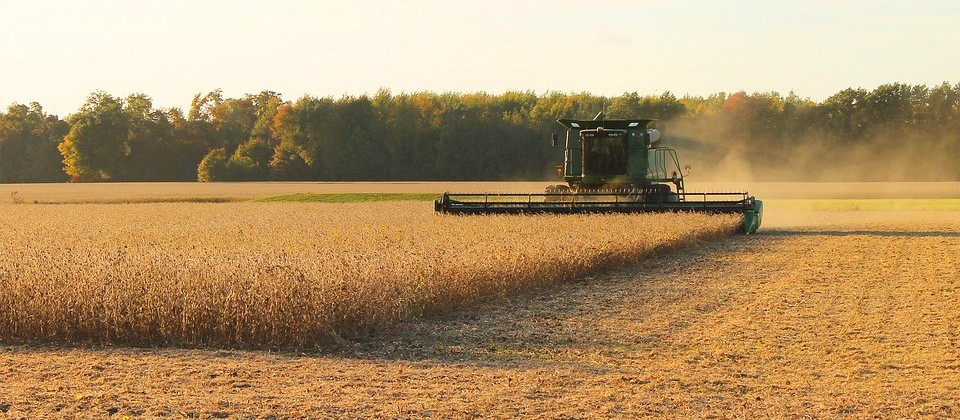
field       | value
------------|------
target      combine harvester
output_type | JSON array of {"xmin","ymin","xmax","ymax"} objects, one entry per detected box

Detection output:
[{"xmin": 435, "ymin": 112, "xmax": 763, "ymax": 234}]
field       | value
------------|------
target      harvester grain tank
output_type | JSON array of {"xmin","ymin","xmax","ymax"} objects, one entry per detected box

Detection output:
[{"xmin": 435, "ymin": 112, "xmax": 763, "ymax": 233}]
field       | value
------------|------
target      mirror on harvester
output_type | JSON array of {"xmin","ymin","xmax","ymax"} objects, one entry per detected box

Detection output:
[{"xmin": 551, "ymin": 132, "xmax": 559, "ymax": 146}]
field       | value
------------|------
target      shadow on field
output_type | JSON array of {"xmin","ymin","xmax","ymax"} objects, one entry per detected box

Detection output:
[{"xmin": 762, "ymin": 229, "xmax": 960, "ymax": 238}]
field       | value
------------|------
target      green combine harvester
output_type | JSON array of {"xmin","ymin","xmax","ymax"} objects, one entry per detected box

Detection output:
[{"xmin": 435, "ymin": 112, "xmax": 763, "ymax": 234}]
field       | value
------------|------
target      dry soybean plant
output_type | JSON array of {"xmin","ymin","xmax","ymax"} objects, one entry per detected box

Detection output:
[{"xmin": 0, "ymin": 202, "xmax": 739, "ymax": 348}]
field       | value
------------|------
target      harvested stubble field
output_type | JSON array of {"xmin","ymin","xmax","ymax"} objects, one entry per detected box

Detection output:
[
  {"xmin": 0, "ymin": 182, "xmax": 958, "ymax": 418},
  {"xmin": 0, "ymin": 202, "xmax": 736, "ymax": 348}
]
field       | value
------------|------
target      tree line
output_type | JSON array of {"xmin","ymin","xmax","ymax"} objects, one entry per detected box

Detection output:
[{"xmin": 1, "ymin": 83, "xmax": 958, "ymax": 183}]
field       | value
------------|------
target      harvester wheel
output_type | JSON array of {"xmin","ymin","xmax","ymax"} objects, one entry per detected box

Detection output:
[
  {"xmin": 555, "ymin": 185, "xmax": 572, "ymax": 202},
  {"xmin": 544, "ymin": 185, "xmax": 570, "ymax": 202},
  {"xmin": 643, "ymin": 184, "xmax": 675, "ymax": 203}
]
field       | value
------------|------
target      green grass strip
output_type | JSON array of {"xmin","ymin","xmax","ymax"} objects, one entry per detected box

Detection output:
[
  {"xmin": 765, "ymin": 198, "xmax": 960, "ymax": 211},
  {"xmin": 251, "ymin": 193, "xmax": 440, "ymax": 203},
  {"xmin": 32, "ymin": 197, "xmax": 239, "ymax": 205}
]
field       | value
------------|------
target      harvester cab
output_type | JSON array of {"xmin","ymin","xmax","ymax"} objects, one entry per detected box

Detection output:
[
  {"xmin": 555, "ymin": 112, "xmax": 683, "ymax": 197},
  {"xmin": 435, "ymin": 112, "xmax": 763, "ymax": 234}
]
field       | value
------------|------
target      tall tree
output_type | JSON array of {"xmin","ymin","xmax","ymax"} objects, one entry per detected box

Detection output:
[
  {"xmin": 120, "ymin": 93, "xmax": 179, "ymax": 181},
  {"xmin": 58, "ymin": 92, "xmax": 128, "ymax": 181},
  {"xmin": 0, "ymin": 103, "xmax": 69, "ymax": 182}
]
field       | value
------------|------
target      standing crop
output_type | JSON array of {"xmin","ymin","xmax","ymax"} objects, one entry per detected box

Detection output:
[{"xmin": 0, "ymin": 202, "xmax": 738, "ymax": 348}]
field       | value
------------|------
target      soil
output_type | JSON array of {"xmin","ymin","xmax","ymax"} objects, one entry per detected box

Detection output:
[{"xmin": 1, "ymin": 210, "xmax": 957, "ymax": 417}]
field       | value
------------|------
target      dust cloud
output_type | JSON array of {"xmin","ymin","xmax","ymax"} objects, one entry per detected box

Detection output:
[{"xmin": 664, "ymin": 118, "xmax": 960, "ymax": 184}]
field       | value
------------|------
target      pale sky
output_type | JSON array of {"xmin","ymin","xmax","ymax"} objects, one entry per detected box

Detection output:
[{"xmin": 1, "ymin": 0, "xmax": 958, "ymax": 116}]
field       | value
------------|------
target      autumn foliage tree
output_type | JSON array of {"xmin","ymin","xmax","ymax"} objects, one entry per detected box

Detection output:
[{"xmin": 58, "ymin": 92, "xmax": 129, "ymax": 181}]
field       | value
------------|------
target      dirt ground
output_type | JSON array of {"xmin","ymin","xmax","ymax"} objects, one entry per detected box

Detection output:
[{"xmin": 1, "ymin": 209, "xmax": 957, "ymax": 418}]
